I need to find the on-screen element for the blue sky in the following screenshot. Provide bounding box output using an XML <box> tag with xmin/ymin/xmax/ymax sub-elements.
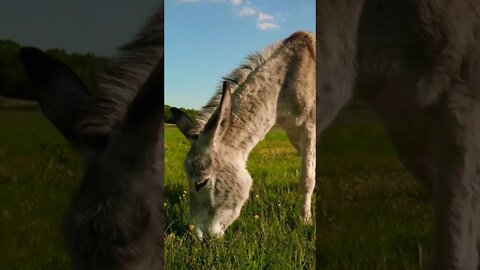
<box><xmin>0</xmin><ymin>1</ymin><xmax>315</xmax><ymax>109</ymax></box>
<box><xmin>165</xmin><ymin>0</ymin><xmax>315</xmax><ymax>109</ymax></box>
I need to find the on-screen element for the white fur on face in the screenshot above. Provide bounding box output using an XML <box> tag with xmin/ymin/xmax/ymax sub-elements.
<box><xmin>187</xmin><ymin>154</ymin><xmax>252</xmax><ymax>239</ymax></box>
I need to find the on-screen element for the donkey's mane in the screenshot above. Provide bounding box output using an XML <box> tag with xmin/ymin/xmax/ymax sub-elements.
<box><xmin>77</xmin><ymin>5</ymin><xmax>164</xmax><ymax>137</ymax></box>
<box><xmin>190</xmin><ymin>40</ymin><xmax>284</xmax><ymax>135</ymax></box>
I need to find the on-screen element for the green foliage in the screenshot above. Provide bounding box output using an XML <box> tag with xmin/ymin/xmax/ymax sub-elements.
<box><xmin>0</xmin><ymin>39</ymin><xmax>109</xmax><ymax>103</ymax></box>
<box><xmin>0</xmin><ymin>38</ymin><xmax>200</xmax><ymax>122</ymax></box>
<box><xmin>0</xmin><ymin>107</ymin><xmax>432</xmax><ymax>269</ymax></box>
<box><xmin>164</xmin><ymin>104</ymin><xmax>197</xmax><ymax>124</ymax></box>
<box><xmin>317</xmin><ymin>109</ymin><xmax>431</xmax><ymax>270</ymax></box>
<box><xmin>0</xmin><ymin>39</ymin><xmax>25</xmax><ymax>95</ymax></box>
<box><xmin>44</xmin><ymin>49</ymin><xmax>108</xmax><ymax>95</ymax></box>
<box><xmin>0</xmin><ymin>110</ymin><xmax>316</xmax><ymax>269</ymax></box>
<box><xmin>0</xmin><ymin>111</ymin><xmax>78</xmax><ymax>268</ymax></box>
<box><xmin>164</xmin><ymin>126</ymin><xmax>315</xmax><ymax>269</ymax></box>
<box><xmin>0</xmin><ymin>35</ymin><xmax>432</xmax><ymax>268</ymax></box>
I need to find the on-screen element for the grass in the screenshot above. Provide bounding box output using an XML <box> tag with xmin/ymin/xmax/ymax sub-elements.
<box><xmin>0</xmin><ymin>110</ymin><xmax>79</xmax><ymax>269</ymax></box>
<box><xmin>164</xmin><ymin>126</ymin><xmax>315</xmax><ymax>269</ymax></box>
<box><xmin>317</xmin><ymin>109</ymin><xmax>432</xmax><ymax>270</ymax></box>
<box><xmin>0</xmin><ymin>108</ymin><xmax>433</xmax><ymax>269</ymax></box>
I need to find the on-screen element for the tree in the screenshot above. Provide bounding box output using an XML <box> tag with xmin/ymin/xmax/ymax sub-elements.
<box><xmin>0</xmin><ymin>39</ymin><xmax>109</xmax><ymax>108</ymax></box>
<box><xmin>163</xmin><ymin>105</ymin><xmax>197</xmax><ymax>124</ymax></box>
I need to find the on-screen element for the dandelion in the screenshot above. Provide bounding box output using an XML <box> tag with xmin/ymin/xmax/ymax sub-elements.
<box><xmin>167</xmin><ymin>233</ymin><xmax>176</xmax><ymax>240</ymax></box>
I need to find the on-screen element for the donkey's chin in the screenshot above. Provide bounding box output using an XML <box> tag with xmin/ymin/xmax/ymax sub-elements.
<box><xmin>193</xmin><ymin>206</ymin><xmax>244</xmax><ymax>240</ymax></box>
<box><xmin>196</xmin><ymin>222</ymin><xmax>226</xmax><ymax>240</ymax></box>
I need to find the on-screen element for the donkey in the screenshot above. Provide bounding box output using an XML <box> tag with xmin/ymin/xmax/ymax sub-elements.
<box><xmin>318</xmin><ymin>1</ymin><xmax>480</xmax><ymax>269</ymax></box>
<box><xmin>171</xmin><ymin>31</ymin><xmax>316</xmax><ymax>239</ymax></box>
<box><xmin>14</xmin><ymin>6</ymin><xmax>164</xmax><ymax>270</ymax></box>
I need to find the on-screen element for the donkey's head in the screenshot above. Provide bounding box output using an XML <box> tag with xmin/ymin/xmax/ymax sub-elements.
<box><xmin>19</xmin><ymin>47</ymin><xmax>164</xmax><ymax>174</ymax></box>
<box><xmin>19</xmin><ymin>47</ymin><xmax>164</xmax><ymax>268</ymax></box>
<box><xmin>172</xmin><ymin>82</ymin><xmax>252</xmax><ymax>239</ymax></box>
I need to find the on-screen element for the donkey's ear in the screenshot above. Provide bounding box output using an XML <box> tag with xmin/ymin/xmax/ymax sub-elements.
<box><xmin>171</xmin><ymin>107</ymin><xmax>197</xmax><ymax>142</ymax></box>
<box><xmin>105</xmin><ymin>57</ymin><xmax>164</xmax><ymax>164</ymax></box>
<box><xmin>19</xmin><ymin>47</ymin><xmax>91</xmax><ymax>145</ymax></box>
<box><xmin>203</xmin><ymin>81</ymin><xmax>232</xmax><ymax>143</ymax></box>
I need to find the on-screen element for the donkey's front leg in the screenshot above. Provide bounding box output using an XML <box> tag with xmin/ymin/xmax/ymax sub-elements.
<box><xmin>431</xmin><ymin>114</ymin><xmax>480</xmax><ymax>270</ymax></box>
<box><xmin>431</xmin><ymin>172</ymin><xmax>479</xmax><ymax>270</ymax></box>
<box><xmin>300</xmin><ymin>122</ymin><xmax>316</xmax><ymax>224</ymax></box>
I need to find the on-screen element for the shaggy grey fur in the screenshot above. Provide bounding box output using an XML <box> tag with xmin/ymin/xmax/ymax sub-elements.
<box><xmin>17</xmin><ymin>4</ymin><xmax>164</xmax><ymax>270</ymax></box>
<box><xmin>78</xmin><ymin>7</ymin><xmax>164</xmax><ymax>138</ymax></box>
<box><xmin>173</xmin><ymin>31</ymin><xmax>315</xmax><ymax>239</ymax></box>
<box><xmin>317</xmin><ymin>1</ymin><xmax>480</xmax><ymax>269</ymax></box>
<box><xmin>190</xmin><ymin>41</ymin><xmax>283</xmax><ymax>136</ymax></box>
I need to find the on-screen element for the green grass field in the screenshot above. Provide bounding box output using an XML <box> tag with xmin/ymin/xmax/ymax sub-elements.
<box><xmin>317</xmin><ymin>110</ymin><xmax>432</xmax><ymax>270</ymax></box>
<box><xmin>0</xmin><ymin>109</ymin><xmax>432</xmax><ymax>269</ymax></box>
<box><xmin>164</xmin><ymin>125</ymin><xmax>315</xmax><ymax>269</ymax></box>
<box><xmin>0</xmin><ymin>110</ymin><xmax>79</xmax><ymax>269</ymax></box>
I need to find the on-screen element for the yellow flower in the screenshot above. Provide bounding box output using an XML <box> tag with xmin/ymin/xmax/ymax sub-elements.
<box><xmin>254</xmin><ymin>214</ymin><xmax>259</xmax><ymax>219</ymax></box>
<box><xmin>189</xmin><ymin>224</ymin><xmax>195</xmax><ymax>231</ymax></box>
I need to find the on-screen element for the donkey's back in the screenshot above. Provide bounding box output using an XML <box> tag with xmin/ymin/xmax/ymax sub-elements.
<box><xmin>276</xmin><ymin>31</ymin><xmax>316</xmax><ymax>135</ymax></box>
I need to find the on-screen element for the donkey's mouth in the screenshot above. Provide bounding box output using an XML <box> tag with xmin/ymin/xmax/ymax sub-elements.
<box><xmin>195</xmin><ymin>227</ymin><xmax>204</xmax><ymax>240</ymax></box>
<box><xmin>196</xmin><ymin>230</ymin><xmax>225</xmax><ymax>240</ymax></box>
<box><xmin>195</xmin><ymin>223</ymin><xmax>226</xmax><ymax>240</ymax></box>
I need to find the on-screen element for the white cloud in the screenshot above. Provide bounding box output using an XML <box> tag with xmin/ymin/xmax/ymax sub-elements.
<box><xmin>257</xmin><ymin>12</ymin><xmax>274</xmax><ymax>22</ymax></box>
<box><xmin>257</xmin><ymin>22</ymin><xmax>279</xmax><ymax>30</ymax></box>
<box><xmin>179</xmin><ymin>0</ymin><xmax>227</xmax><ymax>3</ymax></box>
<box><xmin>239</xmin><ymin>6</ymin><xmax>256</xmax><ymax>16</ymax></box>
<box><xmin>179</xmin><ymin>0</ymin><xmax>282</xmax><ymax>31</ymax></box>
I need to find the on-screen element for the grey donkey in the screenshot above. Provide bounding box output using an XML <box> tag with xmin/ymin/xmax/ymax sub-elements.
<box><xmin>172</xmin><ymin>31</ymin><xmax>315</xmax><ymax>239</ymax></box>
<box><xmin>19</xmin><ymin>49</ymin><xmax>163</xmax><ymax>270</ymax></box>
<box><xmin>318</xmin><ymin>1</ymin><xmax>480</xmax><ymax>269</ymax></box>
<box><xmin>13</xmin><ymin>6</ymin><xmax>164</xmax><ymax>270</ymax></box>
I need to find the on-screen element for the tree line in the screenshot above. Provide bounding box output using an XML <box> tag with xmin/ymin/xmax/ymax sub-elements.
<box><xmin>164</xmin><ymin>105</ymin><xmax>196</xmax><ymax>124</ymax></box>
<box><xmin>0</xmin><ymin>39</ymin><xmax>108</xmax><ymax>100</ymax></box>
<box><xmin>0</xmin><ymin>39</ymin><xmax>198</xmax><ymax>120</ymax></box>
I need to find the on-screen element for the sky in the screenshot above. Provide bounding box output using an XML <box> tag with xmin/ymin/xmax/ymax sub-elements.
<box><xmin>165</xmin><ymin>0</ymin><xmax>315</xmax><ymax>109</ymax></box>
<box><xmin>0</xmin><ymin>0</ymin><xmax>158</xmax><ymax>56</ymax></box>
<box><xmin>0</xmin><ymin>0</ymin><xmax>315</xmax><ymax>110</ymax></box>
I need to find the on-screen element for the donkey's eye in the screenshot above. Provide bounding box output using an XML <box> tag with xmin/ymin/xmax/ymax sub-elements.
<box><xmin>195</xmin><ymin>178</ymin><xmax>209</xmax><ymax>191</ymax></box>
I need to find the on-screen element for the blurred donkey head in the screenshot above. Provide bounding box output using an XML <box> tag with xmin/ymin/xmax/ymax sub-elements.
<box><xmin>16</xmin><ymin>6</ymin><xmax>164</xmax><ymax>270</ymax></box>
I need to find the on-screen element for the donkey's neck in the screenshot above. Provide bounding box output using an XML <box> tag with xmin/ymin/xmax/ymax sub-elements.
<box><xmin>221</xmin><ymin>57</ymin><xmax>291</xmax><ymax>160</ymax></box>
<box><xmin>202</xmin><ymin>32</ymin><xmax>314</xmax><ymax>161</ymax></box>
<box><xmin>223</xmin><ymin>106</ymin><xmax>277</xmax><ymax>161</ymax></box>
